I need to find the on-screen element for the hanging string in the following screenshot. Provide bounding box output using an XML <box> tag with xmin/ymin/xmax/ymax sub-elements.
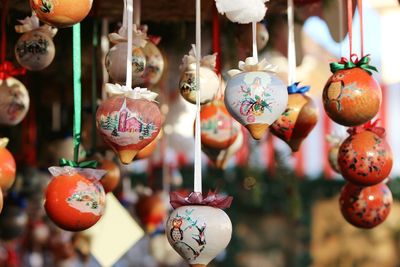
<box><xmin>338</xmin><ymin>0</ymin><xmax>344</xmax><ymax>57</ymax></box>
<box><xmin>101</xmin><ymin>19</ymin><xmax>109</xmax><ymax>100</ymax></box>
<box><xmin>357</xmin><ymin>0</ymin><xmax>364</xmax><ymax>57</ymax></box>
<box><xmin>347</xmin><ymin>0</ymin><xmax>353</xmax><ymax>57</ymax></box>
<box><xmin>126</xmin><ymin>0</ymin><xmax>133</xmax><ymax>89</ymax></box>
<box><xmin>72</xmin><ymin>23</ymin><xmax>82</xmax><ymax>163</ymax></box>
<box><xmin>194</xmin><ymin>0</ymin><xmax>202</xmax><ymax>193</ymax></box>
<box><xmin>133</xmin><ymin>0</ymin><xmax>141</xmax><ymax>26</ymax></box>
<box><xmin>91</xmin><ymin>19</ymin><xmax>99</xmax><ymax>155</ymax></box>
<box><xmin>1</xmin><ymin>0</ymin><xmax>9</xmax><ymax>63</ymax></box>
<box><xmin>252</xmin><ymin>21</ymin><xmax>258</xmax><ymax>62</ymax></box>
<box><xmin>212</xmin><ymin>4</ymin><xmax>221</xmax><ymax>74</ymax></box>
<box><xmin>287</xmin><ymin>0</ymin><xmax>296</xmax><ymax>85</ymax></box>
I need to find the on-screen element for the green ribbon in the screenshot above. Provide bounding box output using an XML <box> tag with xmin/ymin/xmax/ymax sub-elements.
<box><xmin>59</xmin><ymin>158</ymin><xmax>98</xmax><ymax>169</ymax></box>
<box><xmin>72</xmin><ymin>23</ymin><xmax>82</xmax><ymax>164</ymax></box>
<box><xmin>329</xmin><ymin>55</ymin><xmax>378</xmax><ymax>75</ymax></box>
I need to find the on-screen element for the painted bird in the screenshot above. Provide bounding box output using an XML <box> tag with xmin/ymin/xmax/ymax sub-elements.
<box><xmin>170</xmin><ymin>218</ymin><xmax>184</xmax><ymax>242</ymax></box>
<box><xmin>325</xmin><ymin>73</ymin><xmax>345</xmax><ymax>111</ymax></box>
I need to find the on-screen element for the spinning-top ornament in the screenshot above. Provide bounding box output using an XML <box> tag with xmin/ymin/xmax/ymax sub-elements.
<box><xmin>224</xmin><ymin>58</ymin><xmax>288</xmax><ymax>140</ymax></box>
<box><xmin>339</xmin><ymin>182</ymin><xmax>392</xmax><ymax>229</ymax></box>
<box><xmin>326</xmin><ymin>134</ymin><xmax>343</xmax><ymax>174</ymax></box>
<box><xmin>179</xmin><ymin>47</ymin><xmax>220</xmax><ymax>105</ymax></box>
<box><xmin>338</xmin><ymin>121</ymin><xmax>392</xmax><ymax>186</ymax></box>
<box><xmin>106</xmin><ymin>25</ymin><xmax>147</xmax><ymax>84</ymax></box>
<box><xmin>167</xmin><ymin>191</ymin><xmax>233</xmax><ymax>267</ymax></box>
<box><xmin>96</xmin><ymin>84</ymin><xmax>162</xmax><ymax>164</ymax></box>
<box><xmin>136</xmin><ymin>130</ymin><xmax>163</xmax><ymax>160</ymax></box>
<box><xmin>45</xmin><ymin>165</ymin><xmax>106</xmax><ymax>231</ymax></box>
<box><xmin>98</xmin><ymin>158</ymin><xmax>121</xmax><ymax>193</ymax></box>
<box><xmin>30</xmin><ymin>0</ymin><xmax>93</xmax><ymax>28</ymax></box>
<box><xmin>271</xmin><ymin>83</ymin><xmax>318</xmax><ymax>152</ymax></box>
<box><xmin>0</xmin><ymin>138</ymin><xmax>17</xmax><ymax>192</ymax></box>
<box><xmin>322</xmin><ymin>56</ymin><xmax>381</xmax><ymax>127</ymax></box>
<box><xmin>0</xmin><ymin>62</ymin><xmax>29</xmax><ymax>126</ymax></box>
<box><xmin>14</xmin><ymin>13</ymin><xmax>57</xmax><ymax>71</ymax></box>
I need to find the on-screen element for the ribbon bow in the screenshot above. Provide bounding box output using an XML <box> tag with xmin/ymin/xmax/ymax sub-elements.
<box><xmin>228</xmin><ymin>57</ymin><xmax>277</xmax><ymax>77</ymax></box>
<box><xmin>59</xmin><ymin>158</ymin><xmax>98</xmax><ymax>169</ymax></box>
<box><xmin>169</xmin><ymin>191</ymin><xmax>233</xmax><ymax>210</ymax></box>
<box><xmin>347</xmin><ymin>119</ymin><xmax>385</xmax><ymax>138</ymax></box>
<box><xmin>330</xmin><ymin>54</ymin><xmax>378</xmax><ymax>75</ymax></box>
<box><xmin>139</xmin><ymin>25</ymin><xmax>162</xmax><ymax>45</ymax></box>
<box><xmin>108</xmin><ymin>24</ymin><xmax>147</xmax><ymax>47</ymax></box>
<box><xmin>0</xmin><ymin>61</ymin><xmax>26</xmax><ymax>80</ymax></box>
<box><xmin>105</xmin><ymin>83</ymin><xmax>158</xmax><ymax>101</ymax></box>
<box><xmin>15</xmin><ymin>13</ymin><xmax>57</xmax><ymax>37</ymax></box>
<box><xmin>287</xmin><ymin>82</ymin><xmax>310</xmax><ymax>94</ymax></box>
<box><xmin>180</xmin><ymin>45</ymin><xmax>217</xmax><ymax>71</ymax></box>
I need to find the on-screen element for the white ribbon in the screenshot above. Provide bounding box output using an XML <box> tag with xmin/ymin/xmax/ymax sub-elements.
<box><xmin>108</xmin><ymin>24</ymin><xmax>147</xmax><ymax>47</ymax></box>
<box><xmin>105</xmin><ymin>83</ymin><xmax>158</xmax><ymax>101</ymax></box>
<box><xmin>227</xmin><ymin>57</ymin><xmax>278</xmax><ymax>77</ymax></box>
<box><xmin>0</xmin><ymin>138</ymin><xmax>9</xmax><ymax>149</ymax></box>
<box><xmin>180</xmin><ymin>44</ymin><xmax>217</xmax><ymax>71</ymax></box>
<box><xmin>287</xmin><ymin>0</ymin><xmax>296</xmax><ymax>85</ymax></box>
<box><xmin>15</xmin><ymin>13</ymin><xmax>57</xmax><ymax>37</ymax></box>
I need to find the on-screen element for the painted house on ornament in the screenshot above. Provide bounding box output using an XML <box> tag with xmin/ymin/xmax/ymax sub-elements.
<box><xmin>118</xmin><ymin>99</ymin><xmax>142</xmax><ymax>133</ymax></box>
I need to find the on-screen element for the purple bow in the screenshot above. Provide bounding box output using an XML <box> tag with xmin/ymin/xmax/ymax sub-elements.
<box><xmin>170</xmin><ymin>191</ymin><xmax>233</xmax><ymax>210</ymax></box>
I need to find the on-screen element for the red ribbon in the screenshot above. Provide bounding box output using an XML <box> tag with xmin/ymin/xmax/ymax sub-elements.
<box><xmin>148</xmin><ymin>35</ymin><xmax>161</xmax><ymax>45</ymax></box>
<box><xmin>347</xmin><ymin>120</ymin><xmax>386</xmax><ymax>138</ymax></box>
<box><xmin>347</xmin><ymin>0</ymin><xmax>364</xmax><ymax>58</ymax></box>
<box><xmin>170</xmin><ymin>191</ymin><xmax>233</xmax><ymax>210</ymax></box>
<box><xmin>0</xmin><ymin>61</ymin><xmax>26</xmax><ymax>80</ymax></box>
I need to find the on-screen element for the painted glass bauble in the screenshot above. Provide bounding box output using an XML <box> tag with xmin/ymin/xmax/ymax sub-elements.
<box><xmin>44</xmin><ymin>167</ymin><xmax>106</xmax><ymax>231</ymax></box>
<box><xmin>339</xmin><ymin>182</ymin><xmax>392</xmax><ymax>229</ymax></box>
<box><xmin>30</xmin><ymin>0</ymin><xmax>93</xmax><ymax>28</ymax></box>
<box><xmin>322</xmin><ymin>67</ymin><xmax>381</xmax><ymax>126</ymax></box>
<box><xmin>338</xmin><ymin>126</ymin><xmax>392</xmax><ymax>186</ymax></box>
<box><xmin>0</xmin><ymin>77</ymin><xmax>30</xmax><ymax>126</ymax></box>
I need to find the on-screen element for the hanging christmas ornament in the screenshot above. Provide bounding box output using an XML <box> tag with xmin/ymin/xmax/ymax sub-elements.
<box><xmin>14</xmin><ymin>13</ymin><xmax>57</xmax><ymax>71</ymax></box>
<box><xmin>256</xmin><ymin>22</ymin><xmax>269</xmax><ymax>51</ymax></box>
<box><xmin>202</xmin><ymin>127</ymin><xmax>243</xmax><ymax>169</ymax></box>
<box><xmin>0</xmin><ymin>138</ymin><xmax>16</xmax><ymax>192</ymax></box>
<box><xmin>29</xmin><ymin>0</ymin><xmax>93</xmax><ymax>28</ymax></box>
<box><xmin>96</xmin><ymin>84</ymin><xmax>162</xmax><ymax>164</ymax></box>
<box><xmin>179</xmin><ymin>47</ymin><xmax>220</xmax><ymax>105</ymax></box>
<box><xmin>0</xmin><ymin>63</ymin><xmax>29</xmax><ymax>126</ymax></box>
<box><xmin>200</xmin><ymin>100</ymin><xmax>241</xmax><ymax>150</ymax></box>
<box><xmin>45</xmin><ymin>166</ymin><xmax>106</xmax><ymax>231</ymax></box>
<box><xmin>136</xmin><ymin>130</ymin><xmax>162</xmax><ymax>160</ymax></box>
<box><xmin>225</xmin><ymin>58</ymin><xmax>287</xmax><ymax>140</ymax></box>
<box><xmin>167</xmin><ymin>191</ymin><xmax>233</xmax><ymax>267</ymax></box>
<box><xmin>338</xmin><ymin>122</ymin><xmax>392</xmax><ymax>186</ymax></box>
<box><xmin>339</xmin><ymin>182</ymin><xmax>392</xmax><ymax>229</ymax></box>
<box><xmin>270</xmin><ymin>83</ymin><xmax>318</xmax><ymax>152</ymax></box>
<box><xmin>98</xmin><ymin>158</ymin><xmax>121</xmax><ymax>193</ymax></box>
<box><xmin>105</xmin><ymin>25</ymin><xmax>147</xmax><ymax>84</ymax></box>
<box><xmin>135</xmin><ymin>192</ymin><xmax>167</xmax><ymax>233</ymax></box>
<box><xmin>326</xmin><ymin>134</ymin><xmax>342</xmax><ymax>174</ymax></box>
<box><xmin>215</xmin><ymin>0</ymin><xmax>267</xmax><ymax>24</ymax></box>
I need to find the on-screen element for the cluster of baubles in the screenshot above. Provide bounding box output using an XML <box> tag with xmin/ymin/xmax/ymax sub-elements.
<box><xmin>322</xmin><ymin>55</ymin><xmax>393</xmax><ymax>229</ymax></box>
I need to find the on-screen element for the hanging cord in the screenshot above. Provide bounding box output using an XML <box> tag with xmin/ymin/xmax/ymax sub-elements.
<box><xmin>91</xmin><ymin>19</ymin><xmax>99</xmax><ymax>155</ymax></box>
<box><xmin>212</xmin><ymin>4</ymin><xmax>221</xmax><ymax>74</ymax></box>
<box><xmin>287</xmin><ymin>0</ymin><xmax>296</xmax><ymax>85</ymax></box>
<box><xmin>357</xmin><ymin>0</ymin><xmax>364</xmax><ymax>57</ymax></box>
<box><xmin>338</xmin><ymin>0</ymin><xmax>344</xmax><ymax>57</ymax></box>
<box><xmin>252</xmin><ymin>21</ymin><xmax>258</xmax><ymax>62</ymax></box>
<box><xmin>72</xmin><ymin>24</ymin><xmax>82</xmax><ymax>163</ymax></box>
<box><xmin>1</xmin><ymin>0</ymin><xmax>9</xmax><ymax>63</ymax></box>
<box><xmin>194</xmin><ymin>0</ymin><xmax>202</xmax><ymax>193</ymax></box>
<box><xmin>346</xmin><ymin>0</ymin><xmax>364</xmax><ymax>58</ymax></box>
<box><xmin>133</xmin><ymin>0</ymin><xmax>141</xmax><ymax>26</ymax></box>
<box><xmin>126</xmin><ymin>0</ymin><xmax>133</xmax><ymax>89</ymax></box>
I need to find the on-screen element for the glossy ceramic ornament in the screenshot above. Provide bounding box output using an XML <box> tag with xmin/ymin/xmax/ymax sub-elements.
<box><xmin>45</xmin><ymin>166</ymin><xmax>106</xmax><ymax>231</ymax></box>
<box><xmin>271</xmin><ymin>84</ymin><xmax>318</xmax><ymax>152</ymax></box>
<box><xmin>0</xmin><ymin>138</ymin><xmax>17</xmax><ymax>192</ymax></box>
<box><xmin>29</xmin><ymin>0</ymin><xmax>93</xmax><ymax>28</ymax></box>
<box><xmin>0</xmin><ymin>77</ymin><xmax>30</xmax><ymax>126</ymax></box>
<box><xmin>167</xmin><ymin>192</ymin><xmax>233</xmax><ymax>267</ymax></box>
<box><xmin>326</xmin><ymin>135</ymin><xmax>342</xmax><ymax>174</ymax></box>
<box><xmin>179</xmin><ymin>48</ymin><xmax>220</xmax><ymax>105</ymax></box>
<box><xmin>322</xmin><ymin>56</ymin><xmax>381</xmax><ymax>126</ymax></box>
<box><xmin>106</xmin><ymin>25</ymin><xmax>148</xmax><ymax>84</ymax></box>
<box><xmin>338</xmin><ymin>124</ymin><xmax>392</xmax><ymax>186</ymax></box>
<box><xmin>97</xmin><ymin>84</ymin><xmax>161</xmax><ymax>164</ymax></box>
<box><xmin>339</xmin><ymin>182</ymin><xmax>392</xmax><ymax>229</ymax></box>
<box><xmin>98</xmin><ymin>159</ymin><xmax>120</xmax><ymax>193</ymax></box>
<box><xmin>256</xmin><ymin>23</ymin><xmax>269</xmax><ymax>51</ymax></box>
<box><xmin>14</xmin><ymin>14</ymin><xmax>57</xmax><ymax>71</ymax></box>
<box><xmin>225</xmin><ymin>58</ymin><xmax>288</xmax><ymax>140</ymax></box>
<box><xmin>200</xmin><ymin>100</ymin><xmax>241</xmax><ymax>150</ymax></box>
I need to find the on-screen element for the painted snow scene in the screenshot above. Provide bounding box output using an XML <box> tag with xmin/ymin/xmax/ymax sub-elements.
<box><xmin>67</xmin><ymin>181</ymin><xmax>105</xmax><ymax>216</ymax></box>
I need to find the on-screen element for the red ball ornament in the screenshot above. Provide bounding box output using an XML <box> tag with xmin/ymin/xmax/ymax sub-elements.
<box><xmin>0</xmin><ymin>138</ymin><xmax>16</xmax><ymax>192</ymax></box>
<box><xmin>338</xmin><ymin>123</ymin><xmax>392</xmax><ymax>186</ymax></box>
<box><xmin>339</xmin><ymin>182</ymin><xmax>392</xmax><ymax>229</ymax></box>
<box><xmin>44</xmin><ymin>167</ymin><xmax>106</xmax><ymax>231</ymax></box>
<box><xmin>30</xmin><ymin>0</ymin><xmax>93</xmax><ymax>28</ymax></box>
<box><xmin>322</xmin><ymin>57</ymin><xmax>381</xmax><ymax>126</ymax></box>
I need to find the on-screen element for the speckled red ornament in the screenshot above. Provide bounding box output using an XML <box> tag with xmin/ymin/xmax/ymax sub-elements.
<box><xmin>339</xmin><ymin>182</ymin><xmax>392</xmax><ymax>229</ymax></box>
<box><xmin>338</xmin><ymin>125</ymin><xmax>392</xmax><ymax>186</ymax></box>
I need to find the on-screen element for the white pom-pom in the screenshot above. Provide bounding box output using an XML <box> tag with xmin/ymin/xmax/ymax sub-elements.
<box><xmin>215</xmin><ymin>0</ymin><xmax>268</xmax><ymax>24</ymax></box>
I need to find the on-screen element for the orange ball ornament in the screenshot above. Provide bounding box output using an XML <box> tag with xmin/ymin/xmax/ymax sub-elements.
<box><xmin>0</xmin><ymin>138</ymin><xmax>16</xmax><ymax>192</ymax></box>
<box><xmin>322</xmin><ymin>56</ymin><xmax>381</xmax><ymax>126</ymax></box>
<box><xmin>0</xmin><ymin>189</ymin><xmax>3</xmax><ymax>214</ymax></box>
<box><xmin>44</xmin><ymin>167</ymin><xmax>106</xmax><ymax>231</ymax></box>
<box><xmin>30</xmin><ymin>0</ymin><xmax>93</xmax><ymax>28</ymax></box>
<box><xmin>98</xmin><ymin>159</ymin><xmax>121</xmax><ymax>193</ymax></box>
